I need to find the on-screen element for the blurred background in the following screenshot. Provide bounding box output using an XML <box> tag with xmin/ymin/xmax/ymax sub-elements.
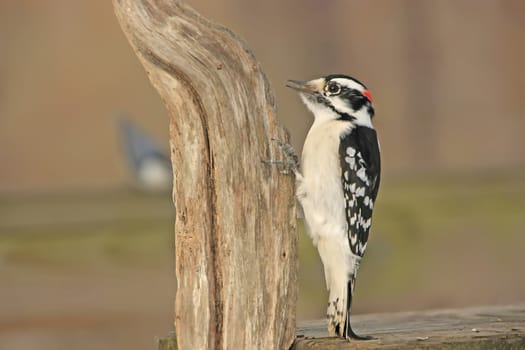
<box><xmin>1</xmin><ymin>0</ymin><xmax>524</xmax><ymax>349</ymax></box>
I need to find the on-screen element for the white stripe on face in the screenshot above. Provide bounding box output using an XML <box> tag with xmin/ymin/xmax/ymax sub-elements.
<box><xmin>331</xmin><ymin>78</ymin><xmax>365</xmax><ymax>93</ymax></box>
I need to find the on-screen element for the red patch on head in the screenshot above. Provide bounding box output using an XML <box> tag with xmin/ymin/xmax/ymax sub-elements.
<box><xmin>363</xmin><ymin>90</ymin><xmax>373</xmax><ymax>103</ymax></box>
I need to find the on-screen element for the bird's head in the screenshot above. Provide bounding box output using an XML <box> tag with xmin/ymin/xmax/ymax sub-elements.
<box><xmin>286</xmin><ymin>74</ymin><xmax>374</xmax><ymax>127</ymax></box>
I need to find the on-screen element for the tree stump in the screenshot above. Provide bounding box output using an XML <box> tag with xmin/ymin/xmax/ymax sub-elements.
<box><xmin>113</xmin><ymin>1</ymin><xmax>297</xmax><ymax>349</ymax></box>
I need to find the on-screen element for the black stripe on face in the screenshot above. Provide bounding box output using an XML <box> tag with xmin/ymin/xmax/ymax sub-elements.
<box><xmin>303</xmin><ymin>80</ymin><xmax>374</xmax><ymax>120</ymax></box>
<box><xmin>340</xmin><ymin>88</ymin><xmax>368</xmax><ymax>111</ymax></box>
<box><xmin>330</xmin><ymin>86</ymin><xmax>374</xmax><ymax>117</ymax></box>
<box><xmin>306</xmin><ymin>92</ymin><xmax>357</xmax><ymax>122</ymax></box>
<box><xmin>323</xmin><ymin>75</ymin><xmax>374</xmax><ymax>116</ymax></box>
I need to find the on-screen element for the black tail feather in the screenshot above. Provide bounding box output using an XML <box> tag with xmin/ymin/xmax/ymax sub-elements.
<box><xmin>342</xmin><ymin>277</ymin><xmax>374</xmax><ymax>341</ymax></box>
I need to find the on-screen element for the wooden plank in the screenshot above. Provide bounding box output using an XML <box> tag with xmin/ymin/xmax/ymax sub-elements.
<box><xmin>157</xmin><ymin>305</ymin><xmax>525</xmax><ymax>349</ymax></box>
<box><xmin>293</xmin><ymin>304</ymin><xmax>525</xmax><ymax>349</ymax></box>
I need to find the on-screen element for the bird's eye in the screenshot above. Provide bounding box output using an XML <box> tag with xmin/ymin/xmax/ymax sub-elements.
<box><xmin>326</xmin><ymin>82</ymin><xmax>341</xmax><ymax>95</ymax></box>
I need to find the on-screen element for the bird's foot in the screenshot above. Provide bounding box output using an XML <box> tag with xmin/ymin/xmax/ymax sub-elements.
<box><xmin>262</xmin><ymin>139</ymin><xmax>300</xmax><ymax>176</ymax></box>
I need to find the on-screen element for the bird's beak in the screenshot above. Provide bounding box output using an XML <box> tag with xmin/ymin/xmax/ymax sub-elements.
<box><xmin>286</xmin><ymin>79</ymin><xmax>320</xmax><ymax>94</ymax></box>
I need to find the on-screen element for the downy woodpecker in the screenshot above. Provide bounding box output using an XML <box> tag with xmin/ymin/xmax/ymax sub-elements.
<box><xmin>282</xmin><ymin>74</ymin><xmax>380</xmax><ymax>340</ymax></box>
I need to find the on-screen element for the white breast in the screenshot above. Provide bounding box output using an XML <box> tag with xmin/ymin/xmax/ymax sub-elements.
<box><xmin>298</xmin><ymin>120</ymin><xmax>354</xmax><ymax>245</ymax></box>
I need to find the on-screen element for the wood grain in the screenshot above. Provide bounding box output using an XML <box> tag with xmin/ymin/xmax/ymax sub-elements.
<box><xmin>113</xmin><ymin>1</ymin><xmax>297</xmax><ymax>349</ymax></box>
<box><xmin>293</xmin><ymin>304</ymin><xmax>525</xmax><ymax>349</ymax></box>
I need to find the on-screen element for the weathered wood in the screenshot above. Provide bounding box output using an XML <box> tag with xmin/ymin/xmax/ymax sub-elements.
<box><xmin>113</xmin><ymin>1</ymin><xmax>297</xmax><ymax>350</ymax></box>
<box><xmin>293</xmin><ymin>304</ymin><xmax>525</xmax><ymax>349</ymax></box>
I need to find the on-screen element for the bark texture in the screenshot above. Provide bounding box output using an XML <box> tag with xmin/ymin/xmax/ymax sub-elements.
<box><xmin>113</xmin><ymin>1</ymin><xmax>297</xmax><ymax>349</ymax></box>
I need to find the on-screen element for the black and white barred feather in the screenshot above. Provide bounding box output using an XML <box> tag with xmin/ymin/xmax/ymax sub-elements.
<box><xmin>339</xmin><ymin>126</ymin><xmax>380</xmax><ymax>257</ymax></box>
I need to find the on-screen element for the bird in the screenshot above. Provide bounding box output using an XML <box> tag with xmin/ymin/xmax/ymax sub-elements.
<box><xmin>279</xmin><ymin>74</ymin><xmax>380</xmax><ymax>340</ymax></box>
<box><xmin>117</xmin><ymin>116</ymin><xmax>172</xmax><ymax>192</ymax></box>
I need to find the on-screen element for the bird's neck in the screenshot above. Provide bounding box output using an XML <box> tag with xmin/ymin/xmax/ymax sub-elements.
<box><xmin>309</xmin><ymin>108</ymin><xmax>374</xmax><ymax>130</ymax></box>
<box><xmin>347</xmin><ymin>108</ymin><xmax>374</xmax><ymax>129</ymax></box>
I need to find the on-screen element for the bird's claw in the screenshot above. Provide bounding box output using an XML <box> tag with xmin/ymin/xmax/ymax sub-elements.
<box><xmin>262</xmin><ymin>139</ymin><xmax>300</xmax><ymax>176</ymax></box>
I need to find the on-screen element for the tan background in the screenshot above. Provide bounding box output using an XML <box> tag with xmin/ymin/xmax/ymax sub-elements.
<box><xmin>1</xmin><ymin>1</ymin><xmax>524</xmax><ymax>193</ymax></box>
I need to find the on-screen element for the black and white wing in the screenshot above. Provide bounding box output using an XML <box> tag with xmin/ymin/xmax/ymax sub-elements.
<box><xmin>339</xmin><ymin>126</ymin><xmax>381</xmax><ymax>257</ymax></box>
